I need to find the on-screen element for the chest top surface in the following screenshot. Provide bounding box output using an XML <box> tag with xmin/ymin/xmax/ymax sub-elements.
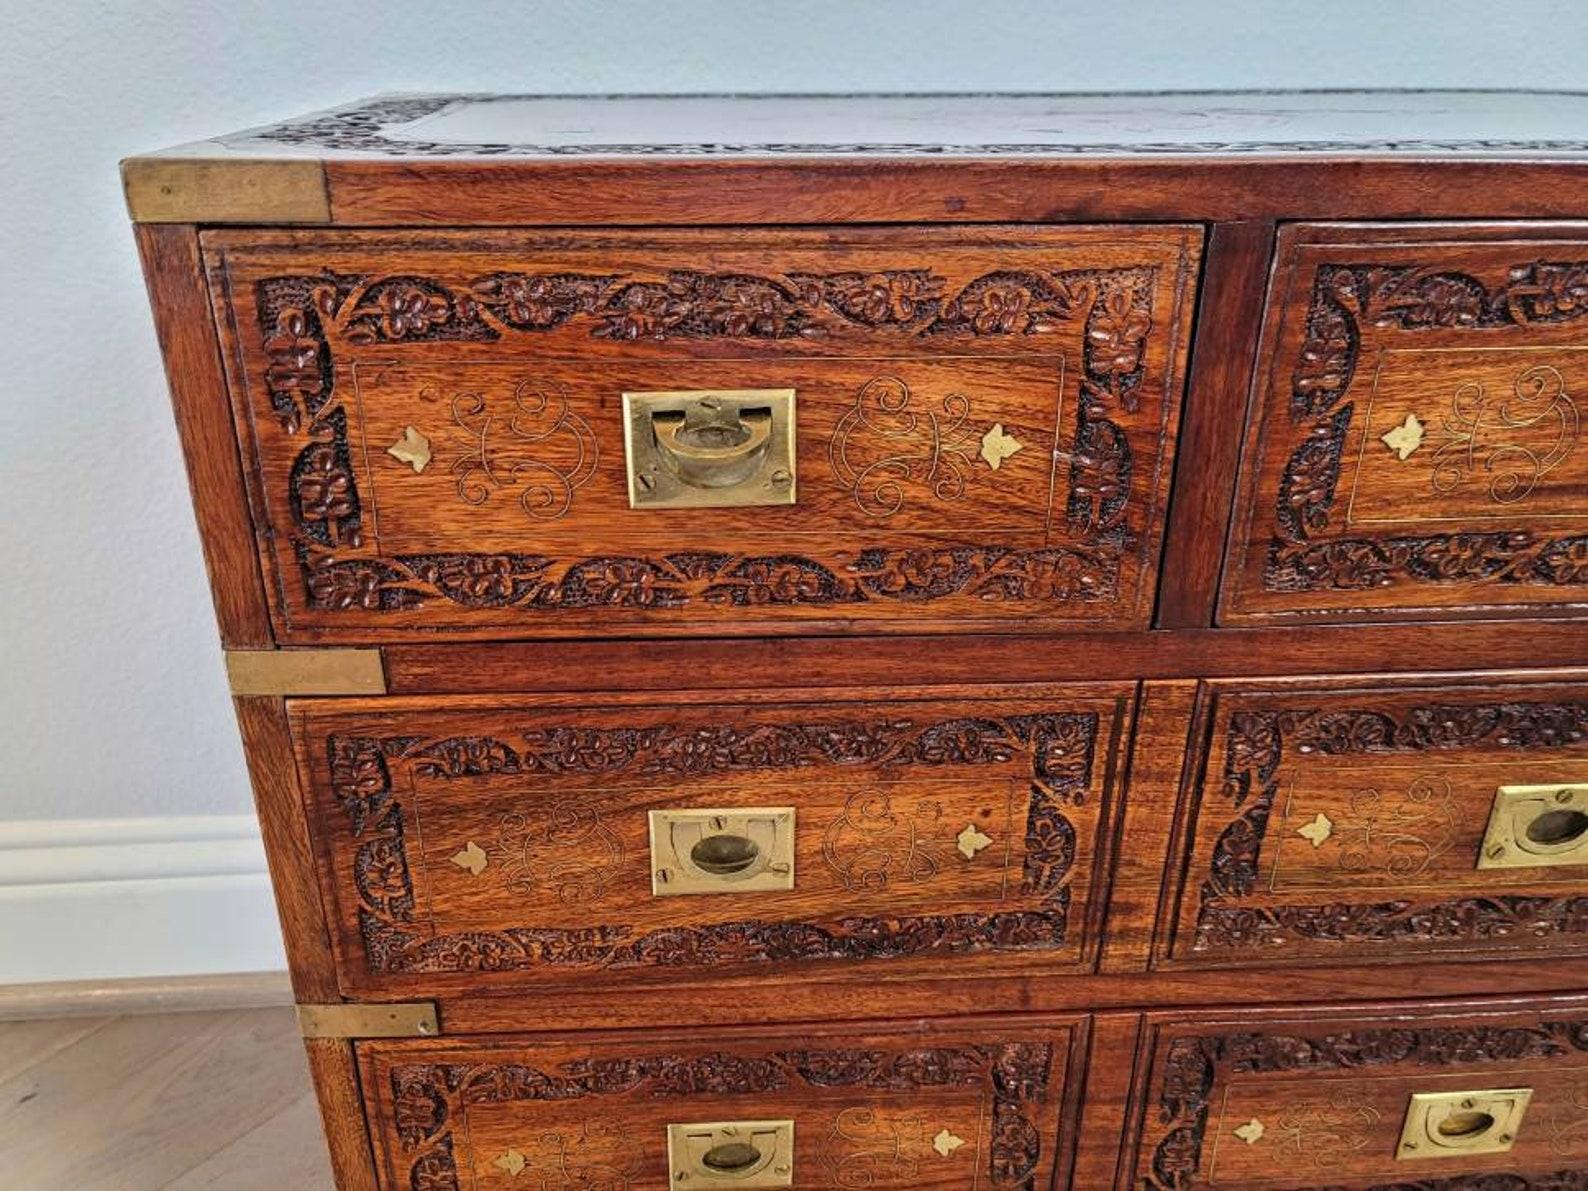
<box><xmin>138</xmin><ymin>90</ymin><xmax>1588</xmax><ymax>161</ymax></box>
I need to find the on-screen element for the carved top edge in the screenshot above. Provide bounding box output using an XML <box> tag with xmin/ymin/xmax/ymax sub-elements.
<box><xmin>128</xmin><ymin>91</ymin><xmax>1588</xmax><ymax>166</ymax></box>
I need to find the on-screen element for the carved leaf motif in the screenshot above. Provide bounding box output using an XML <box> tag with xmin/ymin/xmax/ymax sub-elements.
<box><xmin>387</xmin><ymin>425</ymin><xmax>432</xmax><ymax>472</ymax></box>
<box><xmin>1296</xmin><ymin>812</ymin><xmax>1334</xmax><ymax>848</ymax></box>
<box><xmin>979</xmin><ymin>422</ymin><xmax>1024</xmax><ymax>470</ymax></box>
<box><xmin>1233</xmin><ymin>1118</ymin><xmax>1265</xmax><ymax>1145</ymax></box>
<box><xmin>1381</xmin><ymin>412</ymin><xmax>1424</xmax><ymax>460</ymax></box>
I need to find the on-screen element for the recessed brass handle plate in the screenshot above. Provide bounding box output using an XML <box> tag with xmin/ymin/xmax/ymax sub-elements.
<box><xmin>1478</xmin><ymin>783</ymin><xmax>1588</xmax><ymax>869</ymax></box>
<box><xmin>623</xmin><ymin>389</ymin><xmax>796</xmax><ymax>509</ymax></box>
<box><xmin>1397</xmin><ymin>1088</ymin><xmax>1531</xmax><ymax>1160</ymax></box>
<box><xmin>649</xmin><ymin>808</ymin><xmax>795</xmax><ymax>896</ymax></box>
<box><xmin>667</xmin><ymin>1120</ymin><xmax>794</xmax><ymax>1188</ymax></box>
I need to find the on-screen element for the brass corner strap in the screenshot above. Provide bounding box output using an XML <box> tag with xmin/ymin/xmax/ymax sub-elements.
<box><xmin>297</xmin><ymin>1001</ymin><xmax>439</xmax><ymax>1040</ymax></box>
<box><xmin>226</xmin><ymin>648</ymin><xmax>386</xmax><ymax>696</ymax></box>
<box><xmin>122</xmin><ymin>157</ymin><xmax>331</xmax><ymax>224</ymax></box>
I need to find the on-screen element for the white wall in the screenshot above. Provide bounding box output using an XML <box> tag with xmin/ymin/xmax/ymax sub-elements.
<box><xmin>1</xmin><ymin>0</ymin><xmax>1585</xmax><ymax>978</ymax></box>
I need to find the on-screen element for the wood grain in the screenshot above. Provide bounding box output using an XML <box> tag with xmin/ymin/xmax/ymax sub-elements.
<box><xmin>379</xmin><ymin>623</ymin><xmax>1588</xmax><ymax>694</ymax></box>
<box><xmin>122</xmin><ymin>94</ymin><xmax>1588</xmax><ymax>1191</ymax></box>
<box><xmin>304</xmin><ymin>1038</ymin><xmax>378</xmax><ymax>1191</ymax></box>
<box><xmin>1069</xmin><ymin>1012</ymin><xmax>1145</xmax><ymax>1190</ymax></box>
<box><xmin>1155</xmin><ymin>220</ymin><xmax>1274</xmax><ymax>628</ymax></box>
<box><xmin>317</xmin><ymin>158</ymin><xmax>1588</xmax><ymax>227</ymax></box>
<box><xmin>1099</xmin><ymin>680</ymin><xmax>1199</xmax><ymax>974</ymax></box>
<box><xmin>235</xmin><ymin>696</ymin><xmax>340</xmax><ymax>1002</ymax></box>
<box><xmin>135</xmin><ymin>224</ymin><xmax>273</xmax><ymax>646</ymax></box>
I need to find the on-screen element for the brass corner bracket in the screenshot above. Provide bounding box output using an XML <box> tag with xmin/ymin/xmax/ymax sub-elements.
<box><xmin>225</xmin><ymin>648</ymin><xmax>386</xmax><ymax>696</ymax></box>
<box><xmin>297</xmin><ymin>1001</ymin><xmax>439</xmax><ymax>1039</ymax></box>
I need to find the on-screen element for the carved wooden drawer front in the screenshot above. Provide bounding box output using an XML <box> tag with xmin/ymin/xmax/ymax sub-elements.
<box><xmin>1159</xmin><ymin>676</ymin><xmax>1588</xmax><ymax>971</ymax></box>
<box><xmin>1127</xmin><ymin>996</ymin><xmax>1588</xmax><ymax>1189</ymax></box>
<box><xmin>293</xmin><ymin>686</ymin><xmax>1131</xmax><ymax>997</ymax></box>
<box><xmin>204</xmin><ymin>226</ymin><xmax>1199</xmax><ymax>640</ymax></box>
<box><xmin>1222</xmin><ymin>222</ymin><xmax>1588</xmax><ymax>624</ymax></box>
<box><xmin>359</xmin><ymin>1018</ymin><xmax>1080</xmax><ymax>1191</ymax></box>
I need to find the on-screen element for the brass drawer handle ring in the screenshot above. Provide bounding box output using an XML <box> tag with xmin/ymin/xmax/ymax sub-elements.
<box><xmin>667</xmin><ymin>1120</ymin><xmax>794</xmax><ymax>1189</ymax></box>
<box><xmin>1397</xmin><ymin>1088</ymin><xmax>1532</xmax><ymax>1160</ymax></box>
<box><xmin>649</xmin><ymin>808</ymin><xmax>795</xmax><ymax>896</ymax></box>
<box><xmin>623</xmin><ymin>388</ymin><xmax>796</xmax><ymax>509</ymax></box>
<box><xmin>1478</xmin><ymin>784</ymin><xmax>1588</xmax><ymax>870</ymax></box>
<box><xmin>652</xmin><ymin>402</ymin><xmax>773</xmax><ymax>489</ymax></box>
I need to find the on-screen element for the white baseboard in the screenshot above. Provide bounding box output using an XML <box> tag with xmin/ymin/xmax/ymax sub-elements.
<box><xmin>0</xmin><ymin>815</ymin><xmax>287</xmax><ymax>985</ymax></box>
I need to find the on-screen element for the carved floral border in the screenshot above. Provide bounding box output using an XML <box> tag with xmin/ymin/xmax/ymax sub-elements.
<box><xmin>255</xmin><ymin>259</ymin><xmax>1160</xmax><ymax>620</ymax></box>
<box><xmin>1146</xmin><ymin>1016</ymin><xmax>1588</xmax><ymax>1190</ymax></box>
<box><xmin>385</xmin><ymin>1037</ymin><xmax>1057</xmax><ymax>1191</ymax></box>
<box><xmin>1263</xmin><ymin>258</ymin><xmax>1588</xmax><ymax>596</ymax></box>
<box><xmin>330</xmin><ymin>711</ymin><xmax>1097</xmax><ymax>978</ymax></box>
<box><xmin>1189</xmin><ymin>698</ymin><xmax>1588</xmax><ymax>956</ymax></box>
<box><xmin>243</xmin><ymin>94</ymin><xmax>1588</xmax><ymax>158</ymax></box>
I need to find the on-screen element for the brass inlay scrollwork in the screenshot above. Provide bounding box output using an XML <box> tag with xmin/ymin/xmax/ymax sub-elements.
<box><xmin>448</xmin><ymin>379</ymin><xmax>598</xmax><ymax>521</ymax></box>
<box><xmin>1272</xmin><ymin>1093</ymin><xmax>1381</xmax><ymax>1168</ymax></box>
<box><xmin>1427</xmin><ymin>363</ymin><xmax>1580</xmax><ymax>504</ymax></box>
<box><xmin>497</xmin><ymin>800</ymin><xmax>625</xmax><ymax>905</ymax></box>
<box><xmin>1332</xmin><ymin>776</ymin><xmax>1457</xmax><ymax>879</ymax></box>
<box><xmin>820</xmin><ymin>1108</ymin><xmax>927</xmax><ymax>1187</ymax></box>
<box><xmin>820</xmin><ymin>790</ymin><xmax>947</xmax><ymax>891</ymax></box>
<box><xmin>1283</xmin><ymin>775</ymin><xmax>1457</xmax><ymax>885</ymax></box>
<box><xmin>831</xmin><ymin>376</ymin><xmax>1014</xmax><ymax>518</ymax></box>
<box><xmin>495</xmin><ymin>1123</ymin><xmax>638</xmax><ymax>1187</ymax></box>
<box><xmin>1546</xmin><ymin>1083</ymin><xmax>1588</xmax><ymax>1156</ymax></box>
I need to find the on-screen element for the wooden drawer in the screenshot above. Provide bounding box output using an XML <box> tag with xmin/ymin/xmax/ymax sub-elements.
<box><xmin>358</xmin><ymin>1017</ymin><xmax>1083</xmax><ymax>1190</ymax></box>
<box><xmin>204</xmin><ymin>225</ymin><xmax>1199</xmax><ymax>640</ymax></box>
<box><xmin>292</xmin><ymin>686</ymin><xmax>1131</xmax><ymax>997</ymax></box>
<box><xmin>1158</xmin><ymin>675</ymin><xmax>1588</xmax><ymax>970</ymax></box>
<box><xmin>1222</xmin><ymin>222</ymin><xmax>1588</xmax><ymax>625</ymax></box>
<box><xmin>1126</xmin><ymin>995</ymin><xmax>1588</xmax><ymax>1189</ymax></box>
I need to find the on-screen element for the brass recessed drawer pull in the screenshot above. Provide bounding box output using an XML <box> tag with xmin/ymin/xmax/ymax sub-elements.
<box><xmin>1478</xmin><ymin>783</ymin><xmax>1588</xmax><ymax>869</ymax></box>
<box><xmin>649</xmin><ymin>807</ymin><xmax>796</xmax><ymax>896</ymax></box>
<box><xmin>1397</xmin><ymin>1088</ymin><xmax>1532</xmax><ymax>1159</ymax></box>
<box><xmin>623</xmin><ymin>389</ymin><xmax>796</xmax><ymax>508</ymax></box>
<box><xmin>668</xmin><ymin>1120</ymin><xmax>794</xmax><ymax>1188</ymax></box>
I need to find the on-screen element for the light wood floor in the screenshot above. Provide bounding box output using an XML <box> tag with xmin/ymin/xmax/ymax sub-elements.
<box><xmin>0</xmin><ymin>1007</ymin><xmax>335</xmax><ymax>1188</ymax></box>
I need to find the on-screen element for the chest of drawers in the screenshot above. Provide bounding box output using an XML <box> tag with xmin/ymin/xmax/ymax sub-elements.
<box><xmin>126</xmin><ymin>92</ymin><xmax>1588</xmax><ymax>1190</ymax></box>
